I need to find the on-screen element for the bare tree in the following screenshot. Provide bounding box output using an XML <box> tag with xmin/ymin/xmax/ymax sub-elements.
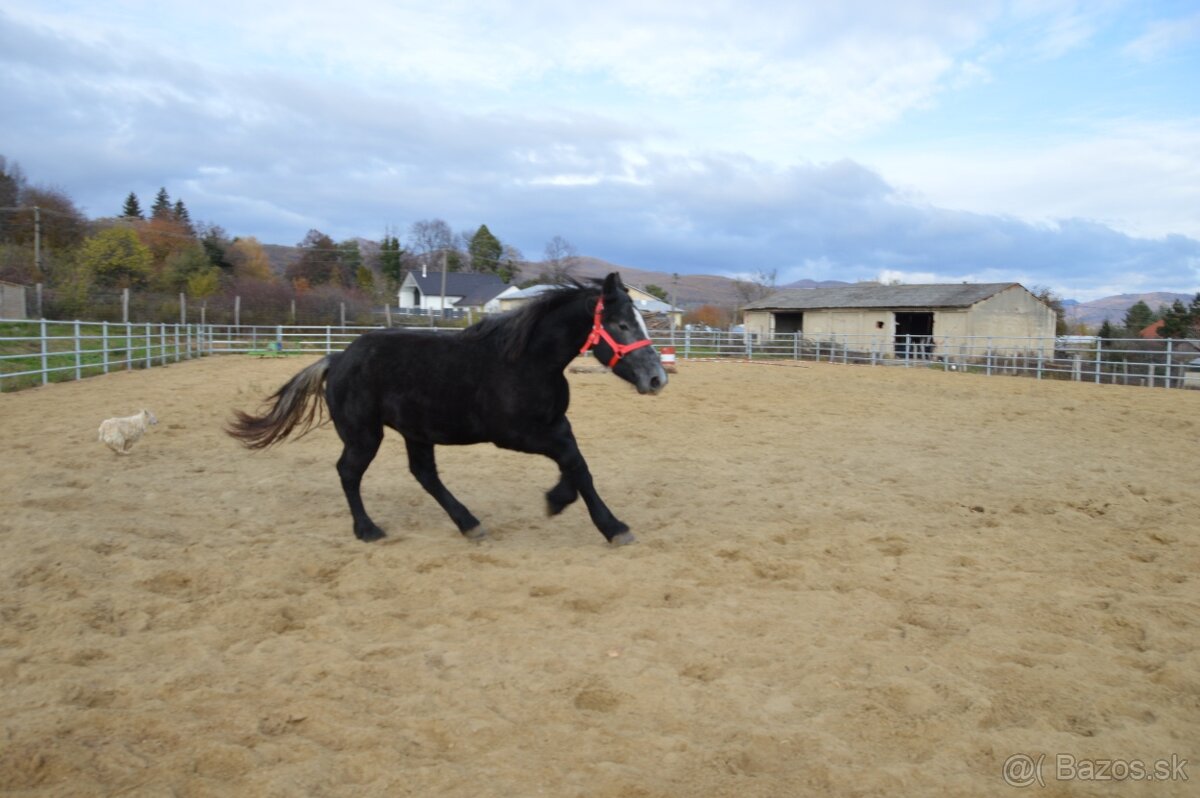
<box><xmin>541</xmin><ymin>235</ymin><xmax>579</xmax><ymax>282</ymax></box>
<box><xmin>408</xmin><ymin>218</ymin><xmax>454</xmax><ymax>259</ymax></box>
<box><xmin>732</xmin><ymin>268</ymin><xmax>777</xmax><ymax>306</ymax></box>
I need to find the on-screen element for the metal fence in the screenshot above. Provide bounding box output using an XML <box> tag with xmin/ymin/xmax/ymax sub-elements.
<box><xmin>657</xmin><ymin>330</ymin><xmax>1200</xmax><ymax>389</ymax></box>
<box><xmin>3</xmin><ymin>319</ymin><xmax>1199</xmax><ymax>393</ymax></box>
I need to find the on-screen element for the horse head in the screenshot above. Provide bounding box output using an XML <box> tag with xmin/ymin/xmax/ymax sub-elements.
<box><xmin>581</xmin><ymin>273</ymin><xmax>669</xmax><ymax>395</ymax></box>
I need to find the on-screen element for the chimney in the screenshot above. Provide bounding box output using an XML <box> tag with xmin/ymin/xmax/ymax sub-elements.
<box><xmin>422</xmin><ymin>263</ymin><xmax>427</xmax><ymax>278</ymax></box>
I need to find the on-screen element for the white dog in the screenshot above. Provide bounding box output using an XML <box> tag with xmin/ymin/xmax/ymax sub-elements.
<box><xmin>98</xmin><ymin>409</ymin><xmax>158</xmax><ymax>454</ymax></box>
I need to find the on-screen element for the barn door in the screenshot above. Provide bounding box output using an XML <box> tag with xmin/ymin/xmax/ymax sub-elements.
<box><xmin>894</xmin><ymin>312</ymin><xmax>934</xmax><ymax>358</ymax></box>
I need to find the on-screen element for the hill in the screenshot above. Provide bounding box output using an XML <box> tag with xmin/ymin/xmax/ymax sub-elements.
<box><xmin>1065</xmin><ymin>292</ymin><xmax>1193</xmax><ymax>328</ymax></box>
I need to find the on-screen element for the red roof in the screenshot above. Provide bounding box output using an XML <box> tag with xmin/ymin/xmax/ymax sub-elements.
<box><xmin>1139</xmin><ymin>320</ymin><xmax>1164</xmax><ymax>339</ymax></box>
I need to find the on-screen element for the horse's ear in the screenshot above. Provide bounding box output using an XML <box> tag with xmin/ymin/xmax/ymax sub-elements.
<box><xmin>602</xmin><ymin>272</ymin><xmax>623</xmax><ymax>300</ymax></box>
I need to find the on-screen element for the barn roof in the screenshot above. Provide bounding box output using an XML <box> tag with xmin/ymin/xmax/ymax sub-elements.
<box><xmin>404</xmin><ymin>270</ymin><xmax>508</xmax><ymax>306</ymax></box>
<box><xmin>743</xmin><ymin>282</ymin><xmax>1023</xmax><ymax>311</ymax></box>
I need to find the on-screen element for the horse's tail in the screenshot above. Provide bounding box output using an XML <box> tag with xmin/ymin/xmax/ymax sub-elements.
<box><xmin>226</xmin><ymin>356</ymin><xmax>334</xmax><ymax>449</ymax></box>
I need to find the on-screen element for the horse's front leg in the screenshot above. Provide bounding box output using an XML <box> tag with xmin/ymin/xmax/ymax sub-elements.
<box><xmin>539</xmin><ymin>421</ymin><xmax>636</xmax><ymax>546</ymax></box>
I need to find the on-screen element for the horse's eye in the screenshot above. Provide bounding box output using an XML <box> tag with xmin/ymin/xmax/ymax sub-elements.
<box><xmin>617</xmin><ymin>322</ymin><xmax>631</xmax><ymax>332</ymax></box>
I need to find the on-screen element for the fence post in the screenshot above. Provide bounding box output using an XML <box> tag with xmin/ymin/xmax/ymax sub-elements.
<box><xmin>1166</xmin><ymin>339</ymin><xmax>1173</xmax><ymax>388</ymax></box>
<box><xmin>276</xmin><ymin>324</ymin><xmax>284</xmax><ymax>352</ymax></box>
<box><xmin>126</xmin><ymin>322</ymin><xmax>133</xmax><ymax>371</ymax></box>
<box><xmin>160</xmin><ymin>323</ymin><xmax>167</xmax><ymax>365</ymax></box>
<box><xmin>174</xmin><ymin>323</ymin><xmax>180</xmax><ymax>362</ymax></box>
<box><xmin>35</xmin><ymin>283</ymin><xmax>43</xmax><ymax>318</ymax></box>
<box><xmin>340</xmin><ymin>302</ymin><xmax>346</xmax><ymax>328</ymax></box>
<box><xmin>74</xmin><ymin>320</ymin><xmax>82</xmax><ymax>380</ymax></box>
<box><xmin>144</xmin><ymin>322</ymin><xmax>152</xmax><ymax>369</ymax></box>
<box><xmin>102</xmin><ymin>320</ymin><xmax>110</xmax><ymax>374</ymax></box>
<box><xmin>684</xmin><ymin>326</ymin><xmax>691</xmax><ymax>359</ymax></box>
<box><xmin>234</xmin><ymin>295</ymin><xmax>241</xmax><ymax>332</ymax></box>
<box><xmin>326</xmin><ymin>325</ymin><xmax>332</xmax><ymax>354</ymax></box>
<box><xmin>122</xmin><ymin>288</ymin><xmax>130</xmax><ymax>323</ymax></box>
<box><xmin>39</xmin><ymin>318</ymin><xmax>48</xmax><ymax>385</ymax></box>
<box><xmin>385</xmin><ymin>304</ymin><xmax>392</xmax><ymax>327</ymax></box>
<box><xmin>1094</xmin><ymin>341</ymin><xmax>1102</xmax><ymax>384</ymax></box>
<box><xmin>180</xmin><ymin>293</ymin><xmax>186</xmax><ymax>324</ymax></box>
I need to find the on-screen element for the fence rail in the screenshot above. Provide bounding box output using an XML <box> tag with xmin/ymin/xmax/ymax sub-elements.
<box><xmin>3</xmin><ymin>319</ymin><xmax>1198</xmax><ymax>393</ymax></box>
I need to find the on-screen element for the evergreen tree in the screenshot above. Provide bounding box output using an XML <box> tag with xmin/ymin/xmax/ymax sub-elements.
<box><xmin>121</xmin><ymin>192</ymin><xmax>144</xmax><ymax>219</ymax></box>
<box><xmin>379</xmin><ymin>233</ymin><xmax>404</xmax><ymax>287</ymax></box>
<box><xmin>1157</xmin><ymin>299</ymin><xmax>1194</xmax><ymax>339</ymax></box>
<box><xmin>173</xmin><ymin>199</ymin><xmax>193</xmax><ymax>235</ymax></box>
<box><xmin>150</xmin><ymin>187</ymin><xmax>172</xmax><ymax>220</ymax></box>
<box><xmin>1097</xmin><ymin>319</ymin><xmax>1115</xmax><ymax>346</ymax></box>
<box><xmin>1122</xmin><ymin>300</ymin><xmax>1156</xmax><ymax>332</ymax></box>
<box><xmin>468</xmin><ymin>224</ymin><xmax>502</xmax><ymax>275</ymax></box>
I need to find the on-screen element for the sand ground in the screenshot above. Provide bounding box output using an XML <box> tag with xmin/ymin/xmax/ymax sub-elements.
<box><xmin>1</xmin><ymin>355</ymin><xmax>1197</xmax><ymax>797</ymax></box>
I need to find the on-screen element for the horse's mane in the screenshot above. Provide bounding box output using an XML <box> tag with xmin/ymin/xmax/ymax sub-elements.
<box><xmin>461</xmin><ymin>279</ymin><xmax>601</xmax><ymax>361</ymax></box>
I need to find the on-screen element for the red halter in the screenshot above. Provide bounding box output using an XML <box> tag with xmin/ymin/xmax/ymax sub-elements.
<box><xmin>579</xmin><ymin>297</ymin><xmax>654</xmax><ymax>368</ymax></box>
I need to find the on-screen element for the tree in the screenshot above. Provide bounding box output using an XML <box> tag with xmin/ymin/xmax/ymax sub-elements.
<box><xmin>1030</xmin><ymin>286</ymin><xmax>1068</xmax><ymax>335</ymax></box>
<box><xmin>468</xmin><ymin>224</ymin><xmax>502</xmax><ymax>276</ymax></box>
<box><xmin>643</xmin><ymin>284</ymin><xmax>668</xmax><ymax>301</ymax></box>
<box><xmin>408</xmin><ymin>218</ymin><xmax>454</xmax><ymax>259</ymax></box>
<box><xmin>150</xmin><ymin>187</ymin><xmax>172</xmax><ymax>220</ymax></box>
<box><xmin>1156</xmin><ymin>297</ymin><xmax>1199</xmax><ymax>339</ymax></box>
<box><xmin>1097</xmin><ymin>319</ymin><xmax>1115</xmax><ymax>345</ymax></box>
<box><xmin>173</xmin><ymin>199</ymin><xmax>194</xmax><ymax>235</ymax></box>
<box><xmin>79</xmin><ymin>227</ymin><xmax>153</xmax><ymax>288</ymax></box>
<box><xmin>121</xmin><ymin>192</ymin><xmax>144</xmax><ymax>219</ymax></box>
<box><xmin>337</xmin><ymin>240</ymin><xmax>363</xmax><ymax>287</ymax></box>
<box><xmin>162</xmin><ymin>245</ymin><xmax>213</xmax><ymax>291</ymax></box>
<box><xmin>286</xmin><ymin>229</ymin><xmax>341</xmax><ymax>286</ymax></box>
<box><xmin>0</xmin><ymin>156</ymin><xmax>26</xmax><ymax>243</ymax></box>
<box><xmin>732</xmin><ymin>269</ymin><xmax>777</xmax><ymax>307</ymax></box>
<box><xmin>541</xmin><ymin>235</ymin><xmax>579</xmax><ymax>282</ymax></box>
<box><xmin>498</xmin><ymin>243</ymin><xmax>523</xmax><ymax>284</ymax></box>
<box><xmin>227</xmin><ymin>236</ymin><xmax>274</xmax><ymax>282</ymax></box>
<box><xmin>186</xmin><ymin>267</ymin><xmax>221</xmax><ymax>299</ymax></box>
<box><xmin>1122</xmin><ymin>300</ymin><xmax>1156</xmax><ymax>332</ymax></box>
<box><xmin>378</xmin><ymin>233</ymin><xmax>405</xmax><ymax>287</ymax></box>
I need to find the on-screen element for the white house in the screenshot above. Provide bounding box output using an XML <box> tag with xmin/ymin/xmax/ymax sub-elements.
<box><xmin>397</xmin><ymin>268</ymin><xmax>509</xmax><ymax>314</ymax></box>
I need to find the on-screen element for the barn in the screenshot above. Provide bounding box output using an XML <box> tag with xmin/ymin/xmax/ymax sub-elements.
<box><xmin>742</xmin><ymin>283</ymin><xmax>1056</xmax><ymax>356</ymax></box>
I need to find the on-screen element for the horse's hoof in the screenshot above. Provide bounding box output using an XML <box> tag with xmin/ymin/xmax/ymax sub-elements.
<box><xmin>609</xmin><ymin>531</ymin><xmax>638</xmax><ymax>546</ymax></box>
<box><xmin>357</xmin><ymin>525</ymin><xmax>387</xmax><ymax>543</ymax></box>
<box><xmin>464</xmin><ymin>525</ymin><xmax>489</xmax><ymax>542</ymax></box>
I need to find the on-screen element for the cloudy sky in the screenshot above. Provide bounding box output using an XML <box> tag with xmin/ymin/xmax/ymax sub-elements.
<box><xmin>2</xmin><ymin>1</ymin><xmax>1198</xmax><ymax>300</ymax></box>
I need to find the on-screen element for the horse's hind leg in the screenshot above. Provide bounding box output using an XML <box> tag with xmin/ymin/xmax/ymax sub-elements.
<box><xmin>336</xmin><ymin>427</ymin><xmax>386</xmax><ymax>542</ymax></box>
<box><xmin>404</xmin><ymin>439</ymin><xmax>486</xmax><ymax>541</ymax></box>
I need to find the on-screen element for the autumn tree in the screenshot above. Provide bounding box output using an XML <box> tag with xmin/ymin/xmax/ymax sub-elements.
<box><xmin>162</xmin><ymin>245</ymin><xmax>214</xmax><ymax>291</ymax></box>
<box><xmin>79</xmin><ymin>227</ymin><xmax>153</xmax><ymax>288</ymax></box>
<box><xmin>0</xmin><ymin>156</ymin><xmax>25</xmax><ymax>243</ymax></box>
<box><xmin>286</xmin><ymin>229</ymin><xmax>341</xmax><ymax>286</ymax></box>
<box><xmin>227</xmin><ymin>236</ymin><xmax>275</xmax><ymax>282</ymax></box>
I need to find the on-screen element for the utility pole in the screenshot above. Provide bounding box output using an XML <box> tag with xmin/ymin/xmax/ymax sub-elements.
<box><xmin>33</xmin><ymin>206</ymin><xmax>42</xmax><ymax>276</ymax></box>
<box><xmin>440</xmin><ymin>251</ymin><xmax>448</xmax><ymax>320</ymax></box>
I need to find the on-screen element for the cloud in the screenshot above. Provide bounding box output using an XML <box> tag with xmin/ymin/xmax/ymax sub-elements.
<box><xmin>1123</xmin><ymin>12</ymin><xmax>1200</xmax><ymax>62</ymax></box>
<box><xmin>1</xmin><ymin>3</ymin><xmax>1197</xmax><ymax>303</ymax></box>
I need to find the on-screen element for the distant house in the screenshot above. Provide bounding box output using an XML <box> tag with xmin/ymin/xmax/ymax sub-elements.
<box><xmin>496</xmin><ymin>283</ymin><xmax>683</xmax><ymax>327</ymax></box>
<box><xmin>1139</xmin><ymin>320</ymin><xmax>1164</xmax><ymax>339</ymax></box>
<box><xmin>397</xmin><ymin>268</ymin><xmax>508</xmax><ymax>314</ymax></box>
<box><xmin>0</xmin><ymin>280</ymin><xmax>27</xmax><ymax>319</ymax></box>
<box><xmin>742</xmin><ymin>282</ymin><xmax>1056</xmax><ymax>356</ymax></box>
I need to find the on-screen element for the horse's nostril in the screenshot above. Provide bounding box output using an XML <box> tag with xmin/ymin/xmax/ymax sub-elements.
<box><xmin>650</xmin><ymin>376</ymin><xmax>662</xmax><ymax>390</ymax></box>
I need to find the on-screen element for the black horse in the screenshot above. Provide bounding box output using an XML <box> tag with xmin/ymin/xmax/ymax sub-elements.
<box><xmin>227</xmin><ymin>273</ymin><xmax>667</xmax><ymax>545</ymax></box>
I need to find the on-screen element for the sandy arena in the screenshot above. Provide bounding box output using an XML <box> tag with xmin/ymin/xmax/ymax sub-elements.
<box><xmin>1</xmin><ymin>355</ymin><xmax>1197</xmax><ymax>796</ymax></box>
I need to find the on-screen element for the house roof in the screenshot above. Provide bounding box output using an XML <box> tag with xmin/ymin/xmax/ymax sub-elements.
<box><xmin>405</xmin><ymin>270</ymin><xmax>508</xmax><ymax>306</ymax></box>
<box><xmin>743</xmin><ymin>282</ymin><xmax>1023</xmax><ymax>311</ymax></box>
